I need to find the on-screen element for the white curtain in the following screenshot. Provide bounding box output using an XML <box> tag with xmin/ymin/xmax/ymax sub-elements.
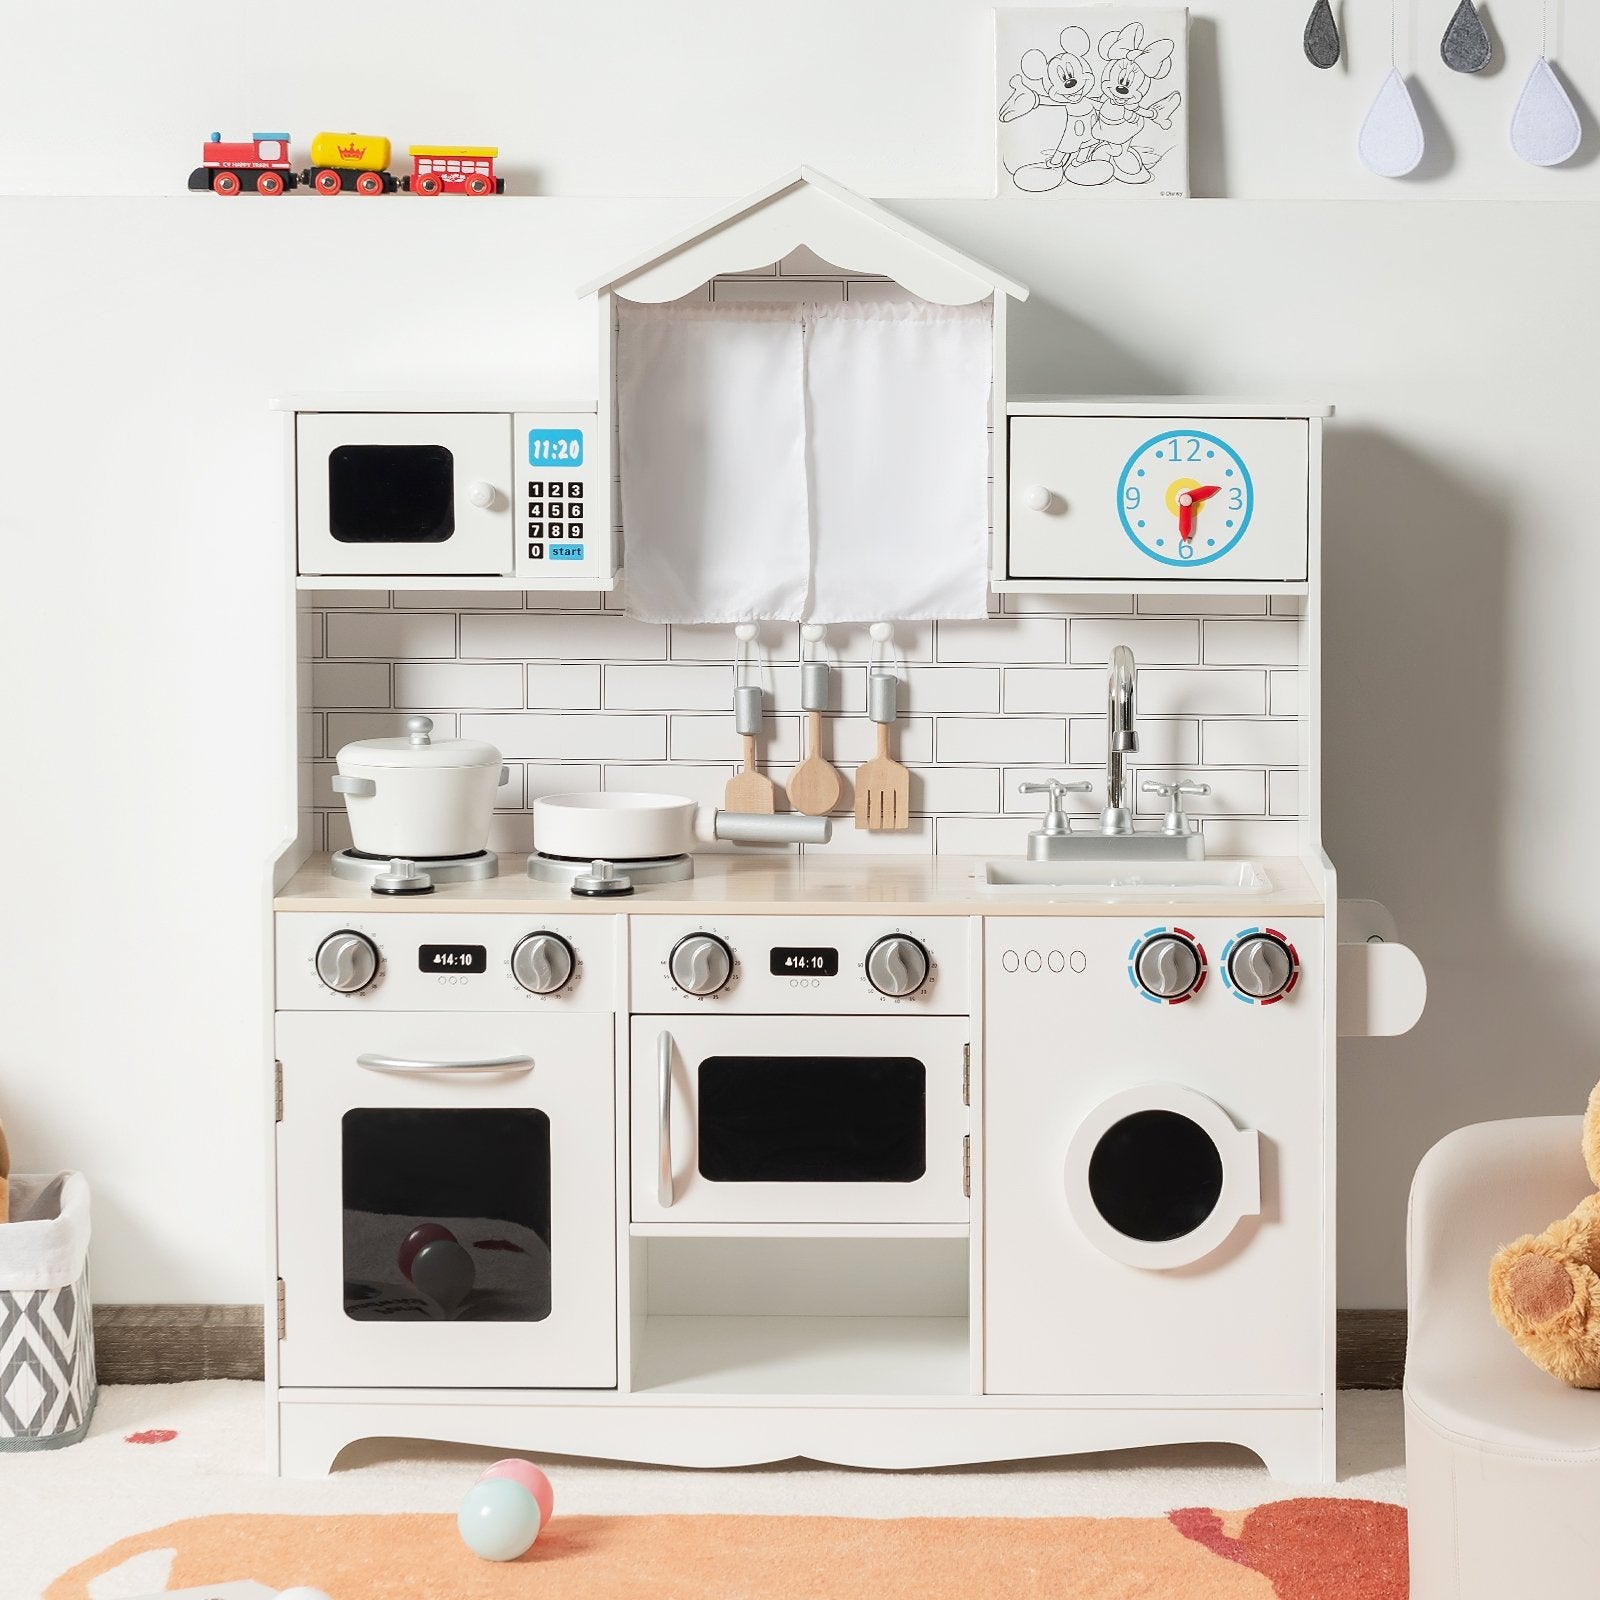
<box><xmin>616</xmin><ymin>297</ymin><xmax>991</xmax><ymax>624</ymax></box>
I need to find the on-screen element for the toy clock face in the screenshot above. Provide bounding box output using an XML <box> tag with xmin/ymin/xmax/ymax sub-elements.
<box><xmin>1117</xmin><ymin>430</ymin><xmax>1254</xmax><ymax>568</ymax></box>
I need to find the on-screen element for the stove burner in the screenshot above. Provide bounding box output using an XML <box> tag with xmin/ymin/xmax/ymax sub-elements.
<box><xmin>331</xmin><ymin>848</ymin><xmax>499</xmax><ymax>887</ymax></box>
<box><xmin>527</xmin><ymin>851</ymin><xmax>693</xmax><ymax>887</ymax></box>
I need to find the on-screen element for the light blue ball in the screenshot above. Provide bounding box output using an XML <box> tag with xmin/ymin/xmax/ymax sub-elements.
<box><xmin>458</xmin><ymin>1475</ymin><xmax>543</xmax><ymax>1562</ymax></box>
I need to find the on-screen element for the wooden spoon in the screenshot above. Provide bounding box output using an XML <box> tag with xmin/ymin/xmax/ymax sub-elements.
<box><xmin>725</xmin><ymin>685</ymin><xmax>778</xmax><ymax>814</ymax></box>
<box><xmin>787</xmin><ymin>657</ymin><xmax>842</xmax><ymax>816</ymax></box>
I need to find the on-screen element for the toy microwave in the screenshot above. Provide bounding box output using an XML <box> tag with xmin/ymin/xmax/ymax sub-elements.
<box><xmin>290</xmin><ymin>404</ymin><xmax>609</xmax><ymax>584</ymax></box>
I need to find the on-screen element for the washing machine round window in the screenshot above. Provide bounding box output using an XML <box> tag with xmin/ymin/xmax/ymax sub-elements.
<box><xmin>1065</xmin><ymin>1085</ymin><xmax>1261</xmax><ymax>1270</ymax></box>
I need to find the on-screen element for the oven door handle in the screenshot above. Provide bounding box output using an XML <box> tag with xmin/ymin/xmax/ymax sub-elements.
<box><xmin>355</xmin><ymin>1053</ymin><xmax>534</xmax><ymax>1075</ymax></box>
<box><xmin>657</xmin><ymin>1030</ymin><xmax>674</xmax><ymax>1209</ymax></box>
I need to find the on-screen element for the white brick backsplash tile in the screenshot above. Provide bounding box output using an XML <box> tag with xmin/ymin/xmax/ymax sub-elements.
<box><xmin>327</xmin><ymin>611</ymin><xmax>456</xmax><ymax>659</ymax></box>
<box><xmin>604</xmin><ymin>763</ymin><xmax>730</xmax><ymax>811</ymax></box>
<box><xmin>327</xmin><ymin>810</ymin><xmax>353</xmax><ymax>852</ymax></box>
<box><xmin>938</xmin><ymin>618</ymin><xmax>1065</xmax><ymax>663</ymax></box>
<box><xmin>316</xmin><ymin>589</ymin><xmax>392</xmax><ymax>609</ymax></box>
<box><xmin>1070</xmin><ymin>617</ymin><xmax>1199</xmax><ymax>666</ymax></box>
<box><xmin>1203</xmin><ymin>719</ymin><xmax>1300</xmax><ymax>766</ymax></box>
<box><xmin>1137</xmin><ymin>594</ymin><xmax>1266</xmax><ymax>616</ymax></box>
<box><xmin>1203</xmin><ymin>619</ymin><xmax>1300</xmax><ymax>666</ymax></box>
<box><xmin>495</xmin><ymin>765</ymin><xmax>525</xmax><ymax>809</ymax></box>
<box><xmin>395</xmin><ymin>590</ymin><xmax>523</xmax><ymax>609</ymax></box>
<box><xmin>1270</xmin><ymin>670</ymin><xmax>1300</xmax><ymax>716</ymax></box>
<box><xmin>299</xmin><ymin>610</ymin><xmax>323</xmax><ymax>659</ymax></box>
<box><xmin>1136</xmin><ymin>669</ymin><xmax>1266</xmax><ymax>717</ymax></box>
<box><xmin>1134</xmin><ymin>767</ymin><xmax>1266</xmax><ymax>817</ymax></box>
<box><xmin>487</xmin><ymin>811</ymin><xmax>536</xmax><ymax>853</ymax></box>
<box><xmin>672</xmin><ymin>714</ymin><xmax>803</xmax><ymax>765</ymax></box>
<box><xmin>936</xmin><ymin>815</ymin><xmax>1033</xmax><ymax>855</ymax></box>
<box><xmin>312</xmin><ymin>662</ymin><xmax>389</xmax><ymax>709</ymax></box>
<box><xmin>1199</xmin><ymin>817</ymin><xmax>1301</xmax><ymax>855</ymax></box>
<box><xmin>711</xmin><ymin>263</ymin><xmax>776</xmax><ymax>279</ymax></box>
<box><xmin>461</xmin><ymin>612</ymin><xmax>667</xmax><ymax>660</ymax></box>
<box><xmin>525</xmin><ymin>592</ymin><xmax>608</xmax><ymax>614</ymax></box>
<box><xmin>529</xmin><ymin>664</ymin><xmax>603</xmax><ymax>709</ymax></box>
<box><xmin>605</xmin><ymin>663</ymin><xmax>733</xmax><ymax>711</ymax></box>
<box><xmin>712</xmin><ymin>278</ymin><xmax>845</xmax><ymax>303</ymax></box>
<box><xmin>670</xmin><ymin>623</ymin><xmax>799</xmax><ymax>662</ymax></box>
<box><xmin>327</xmin><ymin>711</ymin><xmax>456</xmax><ymax>749</ymax></box>
<box><xmin>1069</xmin><ymin>716</ymin><xmax>1198</xmax><ymax>766</ymax></box>
<box><xmin>523</xmin><ymin>763</ymin><xmax>601</xmax><ymax>801</ymax></box>
<box><xmin>1003</xmin><ymin>767</ymin><xmax>1103</xmax><ymax>815</ymax></box>
<box><xmin>1269</xmin><ymin>769</ymin><xmax>1301</xmax><ymax>816</ymax></box>
<box><xmin>906</xmin><ymin>765</ymin><xmax>1000</xmax><ymax>815</ymax></box>
<box><xmin>829</xmin><ymin>623</ymin><xmax>935</xmax><ymax>663</ymax></box>
<box><xmin>816</xmin><ymin>818</ymin><xmax>933</xmax><ymax>855</ymax></box>
<box><xmin>310</xmin><ymin>762</ymin><xmax>339</xmax><ymax>809</ymax></box>
<box><xmin>395</xmin><ymin>662</ymin><xmax>523</xmax><ymax>710</ymax></box>
<box><xmin>897</xmin><ymin>668</ymin><xmax>1000</xmax><ymax>715</ymax></box>
<box><xmin>1269</xmin><ymin>595</ymin><xmax>1305</xmax><ymax>616</ymax></box>
<box><xmin>462</xmin><ymin>713</ymin><xmax>666</xmax><ymax>762</ymax></box>
<box><xmin>938</xmin><ymin>717</ymin><xmax>1066</xmax><ymax>764</ymax></box>
<box><xmin>827</xmin><ymin>716</ymin><xmax>935</xmax><ymax>766</ymax></box>
<box><xmin>1003</xmin><ymin>668</ymin><xmax>1106</xmax><ymax>715</ymax></box>
<box><xmin>1003</xmin><ymin>593</ymin><xmax>1134</xmax><ymax>615</ymax></box>
<box><xmin>844</xmin><ymin>280</ymin><xmax>921</xmax><ymax>304</ymax></box>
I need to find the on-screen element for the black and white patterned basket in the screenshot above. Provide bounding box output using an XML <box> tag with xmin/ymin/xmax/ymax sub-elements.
<box><xmin>0</xmin><ymin>1174</ymin><xmax>96</xmax><ymax>1451</ymax></box>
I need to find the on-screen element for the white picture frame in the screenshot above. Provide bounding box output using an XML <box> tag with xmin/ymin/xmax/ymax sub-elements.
<box><xmin>996</xmin><ymin>6</ymin><xmax>1190</xmax><ymax>198</ymax></box>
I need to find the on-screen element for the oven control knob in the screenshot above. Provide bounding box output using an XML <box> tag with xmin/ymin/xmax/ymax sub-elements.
<box><xmin>669</xmin><ymin>933</ymin><xmax>733</xmax><ymax>997</ymax></box>
<box><xmin>866</xmin><ymin>935</ymin><xmax>930</xmax><ymax>998</ymax></box>
<box><xmin>315</xmin><ymin>930</ymin><xmax>379</xmax><ymax>994</ymax></box>
<box><xmin>1134</xmin><ymin>933</ymin><xmax>1203</xmax><ymax>1001</ymax></box>
<box><xmin>1228</xmin><ymin>933</ymin><xmax>1297</xmax><ymax>1001</ymax></box>
<box><xmin>511</xmin><ymin>931</ymin><xmax>575</xmax><ymax>995</ymax></box>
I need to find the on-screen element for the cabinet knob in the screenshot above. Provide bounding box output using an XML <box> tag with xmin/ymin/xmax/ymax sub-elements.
<box><xmin>1024</xmin><ymin>485</ymin><xmax>1055</xmax><ymax>513</ymax></box>
<box><xmin>466</xmin><ymin>480</ymin><xmax>497</xmax><ymax>509</ymax></box>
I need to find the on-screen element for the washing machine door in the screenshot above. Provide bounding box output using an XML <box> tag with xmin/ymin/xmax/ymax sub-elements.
<box><xmin>1064</xmin><ymin>1085</ymin><xmax>1261</xmax><ymax>1269</ymax></box>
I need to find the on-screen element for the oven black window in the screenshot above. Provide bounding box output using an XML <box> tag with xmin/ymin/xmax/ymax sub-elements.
<box><xmin>328</xmin><ymin>444</ymin><xmax>456</xmax><ymax>544</ymax></box>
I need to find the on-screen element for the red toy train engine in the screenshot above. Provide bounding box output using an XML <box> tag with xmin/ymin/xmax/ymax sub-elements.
<box><xmin>187</xmin><ymin>131</ymin><xmax>297</xmax><ymax>195</ymax></box>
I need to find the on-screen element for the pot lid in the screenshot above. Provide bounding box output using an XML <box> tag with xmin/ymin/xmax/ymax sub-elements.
<box><xmin>336</xmin><ymin>716</ymin><xmax>502</xmax><ymax>770</ymax></box>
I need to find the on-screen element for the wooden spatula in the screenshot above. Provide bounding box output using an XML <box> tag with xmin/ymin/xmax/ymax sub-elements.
<box><xmin>725</xmin><ymin>684</ymin><xmax>778</xmax><ymax>814</ymax></box>
<box><xmin>787</xmin><ymin>658</ymin><xmax>842</xmax><ymax>816</ymax></box>
<box><xmin>855</xmin><ymin>671</ymin><xmax>910</xmax><ymax>831</ymax></box>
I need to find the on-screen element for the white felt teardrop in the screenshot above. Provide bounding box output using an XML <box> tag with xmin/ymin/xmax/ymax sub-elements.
<box><xmin>1359</xmin><ymin>69</ymin><xmax>1426</xmax><ymax>178</ymax></box>
<box><xmin>1510</xmin><ymin>57</ymin><xmax>1581</xmax><ymax>167</ymax></box>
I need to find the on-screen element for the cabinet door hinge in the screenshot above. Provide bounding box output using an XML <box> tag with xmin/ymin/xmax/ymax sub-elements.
<box><xmin>276</xmin><ymin>1279</ymin><xmax>286</xmax><ymax>1340</ymax></box>
<box><xmin>274</xmin><ymin>1060</ymin><xmax>283</xmax><ymax>1123</ymax></box>
<box><xmin>962</xmin><ymin>1042</ymin><xmax>970</xmax><ymax>1108</ymax></box>
<box><xmin>963</xmin><ymin>1134</ymin><xmax>971</xmax><ymax>1199</ymax></box>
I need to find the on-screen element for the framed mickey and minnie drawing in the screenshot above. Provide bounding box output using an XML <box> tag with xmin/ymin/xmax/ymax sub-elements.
<box><xmin>996</xmin><ymin>6</ymin><xmax>1189</xmax><ymax>198</ymax></box>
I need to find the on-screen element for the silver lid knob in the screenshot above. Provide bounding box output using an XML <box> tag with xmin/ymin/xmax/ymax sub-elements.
<box><xmin>865</xmin><ymin>935</ymin><xmax>930</xmax><ymax>998</ymax></box>
<box><xmin>511</xmin><ymin>931</ymin><xmax>575</xmax><ymax>995</ymax></box>
<box><xmin>1228</xmin><ymin>934</ymin><xmax>1297</xmax><ymax>1001</ymax></box>
<box><xmin>406</xmin><ymin>716</ymin><xmax>433</xmax><ymax>746</ymax></box>
<box><xmin>315</xmin><ymin>930</ymin><xmax>379</xmax><ymax>994</ymax></box>
<box><xmin>1134</xmin><ymin>933</ymin><xmax>1203</xmax><ymax>1000</ymax></box>
<box><xmin>669</xmin><ymin>933</ymin><xmax>733</xmax><ymax>997</ymax></box>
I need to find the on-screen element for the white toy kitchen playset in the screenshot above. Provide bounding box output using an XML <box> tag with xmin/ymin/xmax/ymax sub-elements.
<box><xmin>267</xmin><ymin>171</ymin><xmax>1424</xmax><ymax>1484</ymax></box>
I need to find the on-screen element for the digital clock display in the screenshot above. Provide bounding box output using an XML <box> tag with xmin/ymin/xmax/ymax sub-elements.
<box><xmin>770</xmin><ymin>947</ymin><xmax>839</xmax><ymax>977</ymax></box>
<box><xmin>418</xmin><ymin>943</ymin><xmax>487</xmax><ymax>974</ymax></box>
<box><xmin>527</xmin><ymin>428</ymin><xmax>583</xmax><ymax>466</ymax></box>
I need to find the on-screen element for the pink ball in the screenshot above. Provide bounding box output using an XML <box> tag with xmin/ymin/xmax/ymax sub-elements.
<box><xmin>478</xmin><ymin>1458</ymin><xmax>554</xmax><ymax>1527</ymax></box>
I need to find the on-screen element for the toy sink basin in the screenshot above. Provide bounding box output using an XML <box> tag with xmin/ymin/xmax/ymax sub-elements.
<box><xmin>978</xmin><ymin>859</ymin><xmax>1273</xmax><ymax>896</ymax></box>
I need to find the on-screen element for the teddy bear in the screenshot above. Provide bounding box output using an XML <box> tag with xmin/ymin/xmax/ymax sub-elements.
<box><xmin>1489</xmin><ymin>1080</ymin><xmax>1600</xmax><ymax>1386</ymax></box>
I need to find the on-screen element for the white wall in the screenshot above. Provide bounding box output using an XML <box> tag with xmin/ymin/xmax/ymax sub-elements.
<box><xmin>3</xmin><ymin>2</ymin><xmax>1598</xmax><ymax>1305</ymax></box>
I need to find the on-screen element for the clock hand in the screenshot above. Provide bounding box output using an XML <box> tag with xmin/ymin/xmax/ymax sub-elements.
<box><xmin>1177</xmin><ymin>483</ymin><xmax>1223</xmax><ymax>540</ymax></box>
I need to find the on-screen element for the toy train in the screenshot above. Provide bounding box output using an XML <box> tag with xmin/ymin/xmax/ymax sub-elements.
<box><xmin>188</xmin><ymin>132</ymin><xmax>504</xmax><ymax>196</ymax></box>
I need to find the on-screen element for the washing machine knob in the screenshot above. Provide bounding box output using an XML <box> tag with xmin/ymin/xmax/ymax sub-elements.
<box><xmin>866</xmin><ymin>935</ymin><xmax>931</xmax><ymax>998</ymax></box>
<box><xmin>1134</xmin><ymin>933</ymin><xmax>1203</xmax><ymax>1001</ymax></box>
<box><xmin>1228</xmin><ymin>933</ymin><xmax>1297</xmax><ymax>1001</ymax></box>
<box><xmin>315</xmin><ymin>930</ymin><xmax>379</xmax><ymax>994</ymax></box>
<box><xmin>669</xmin><ymin>933</ymin><xmax>733</xmax><ymax>997</ymax></box>
<box><xmin>511</xmin><ymin>931</ymin><xmax>575</xmax><ymax>994</ymax></box>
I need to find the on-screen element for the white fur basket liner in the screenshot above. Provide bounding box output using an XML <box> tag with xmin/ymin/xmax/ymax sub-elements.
<box><xmin>0</xmin><ymin>1173</ymin><xmax>97</xmax><ymax>1450</ymax></box>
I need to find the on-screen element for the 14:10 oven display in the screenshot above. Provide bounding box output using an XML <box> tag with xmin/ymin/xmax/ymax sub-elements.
<box><xmin>770</xmin><ymin>947</ymin><xmax>839</xmax><ymax>977</ymax></box>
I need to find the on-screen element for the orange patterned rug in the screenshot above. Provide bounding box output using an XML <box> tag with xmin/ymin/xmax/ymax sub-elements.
<box><xmin>49</xmin><ymin>1500</ymin><xmax>1407</xmax><ymax>1599</ymax></box>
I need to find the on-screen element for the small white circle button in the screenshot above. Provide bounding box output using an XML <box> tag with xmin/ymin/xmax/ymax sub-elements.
<box><xmin>1002</xmin><ymin>950</ymin><xmax>1019</xmax><ymax>973</ymax></box>
<box><xmin>1048</xmin><ymin>950</ymin><xmax>1066</xmax><ymax>973</ymax></box>
<box><xmin>1024</xmin><ymin>950</ymin><xmax>1042</xmax><ymax>973</ymax></box>
<box><xmin>1070</xmin><ymin>951</ymin><xmax>1087</xmax><ymax>973</ymax></box>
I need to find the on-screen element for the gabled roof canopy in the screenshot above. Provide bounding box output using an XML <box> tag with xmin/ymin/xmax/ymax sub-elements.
<box><xmin>579</xmin><ymin>167</ymin><xmax>1028</xmax><ymax>307</ymax></box>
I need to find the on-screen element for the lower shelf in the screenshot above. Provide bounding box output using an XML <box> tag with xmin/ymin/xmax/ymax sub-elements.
<box><xmin>631</xmin><ymin>1315</ymin><xmax>971</xmax><ymax>1397</ymax></box>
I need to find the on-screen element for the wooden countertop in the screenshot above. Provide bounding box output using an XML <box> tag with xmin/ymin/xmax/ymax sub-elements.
<box><xmin>275</xmin><ymin>854</ymin><xmax>1326</xmax><ymax>918</ymax></box>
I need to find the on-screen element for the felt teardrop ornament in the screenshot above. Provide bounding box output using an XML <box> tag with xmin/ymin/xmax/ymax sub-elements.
<box><xmin>1359</xmin><ymin>68</ymin><xmax>1426</xmax><ymax>177</ymax></box>
<box><xmin>1440</xmin><ymin>0</ymin><xmax>1492</xmax><ymax>72</ymax></box>
<box><xmin>1303</xmin><ymin>0</ymin><xmax>1341</xmax><ymax>68</ymax></box>
<box><xmin>1510</xmin><ymin>57</ymin><xmax>1582</xmax><ymax>166</ymax></box>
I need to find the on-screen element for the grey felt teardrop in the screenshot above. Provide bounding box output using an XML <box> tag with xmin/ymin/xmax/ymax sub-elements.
<box><xmin>1440</xmin><ymin>0</ymin><xmax>1492</xmax><ymax>73</ymax></box>
<box><xmin>1304</xmin><ymin>0</ymin><xmax>1341</xmax><ymax>68</ymax></box>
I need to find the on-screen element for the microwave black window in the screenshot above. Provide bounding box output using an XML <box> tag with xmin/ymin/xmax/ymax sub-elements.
<box><xmin>696</xmin><ymin>1056</ymin><xmax>926</xmax><ymax>1184</ymax></box>
<box><xmin>328</xmin><ymin>444</ymin><xmax>456</xmax><ymax>544</ymax></box>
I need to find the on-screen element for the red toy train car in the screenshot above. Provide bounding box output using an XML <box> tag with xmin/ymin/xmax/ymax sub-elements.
<box><xmin>187</xmin><ymin>131</ymin><xmax>297</xmax><ymax>195</ymax></box>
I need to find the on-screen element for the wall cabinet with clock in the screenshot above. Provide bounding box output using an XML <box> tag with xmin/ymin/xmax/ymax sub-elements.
<box><xmin>998</xmin><ymin>400</ymin><xmax>1327</xmax><ymax>591</ymax></box>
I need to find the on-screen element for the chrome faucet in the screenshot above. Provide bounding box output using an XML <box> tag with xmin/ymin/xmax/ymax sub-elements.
<box><xmin>1102</xmin><ymin>645</ymin><xmax>1139</xmax><ymax>836</ymax></box>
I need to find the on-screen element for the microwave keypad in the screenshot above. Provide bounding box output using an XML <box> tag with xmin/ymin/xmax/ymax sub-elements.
<box><xmin>528</xmin><ymin>477</ymin><xmax>585</xmax><ymax>560</ymax></box>
<box><xmin>519</xmin><ymin>414</ymin><xmax>592</xmax><ymax>575</ymax></box>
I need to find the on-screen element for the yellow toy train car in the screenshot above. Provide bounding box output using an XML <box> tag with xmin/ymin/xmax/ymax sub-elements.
<box><xmin>300</xmin><ymin>131</ymin><xmax>396</xmax><ymax>195</ymax></box>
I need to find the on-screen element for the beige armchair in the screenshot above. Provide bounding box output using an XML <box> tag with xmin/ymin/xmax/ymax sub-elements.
<box><xmin>1406</xmin><ymin>1115</ymin><xmax>1600</xmax><ymax>1599</ymax></box>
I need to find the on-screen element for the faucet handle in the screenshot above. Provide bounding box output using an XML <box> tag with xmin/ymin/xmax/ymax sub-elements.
<box><xmin>1020</xmin><ymin>778</ymin><xmax>1094</xmax><ymax>806</ymax></box>
<box><xmin>1141</xmin><ymin>779</ymin><xmax>1211</xmax><ymax>837</ymax></box>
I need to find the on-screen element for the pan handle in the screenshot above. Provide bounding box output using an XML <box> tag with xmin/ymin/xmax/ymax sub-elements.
<box><xmin>332</xmin><ymin>775</ymin><xmax>376</xmax><ymax>798</ymax></box>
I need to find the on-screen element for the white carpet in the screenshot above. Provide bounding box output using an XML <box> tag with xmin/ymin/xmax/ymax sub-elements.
<box><xmin>1</xmin><ymin>1382</ymin><xmax>1405</xmax><ymax>1599</ymax></box>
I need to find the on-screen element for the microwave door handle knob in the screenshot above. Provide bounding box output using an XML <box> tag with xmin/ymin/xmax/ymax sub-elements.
<box><xmin>467</xmin><ymin>480</ymin><xmax>497</xmax><ymax>509</ymax></box>
<box><xmin>657</xmin><ymin>1031</ymin><xmax>674</xmax><ymax>1208</ymax></box>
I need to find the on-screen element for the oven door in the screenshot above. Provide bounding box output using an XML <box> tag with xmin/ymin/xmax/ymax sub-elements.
<box><xmin>275</xmin><ymin>1011</ymin><xmax>615</xmax><ymax>1389</ymax></box>
<box><xmin>296</xmin><ymin>412</ymin><xmax>513</xmax><ymax>576</ymax></box>
<box><xmin>630</xmin><ymin>1016</ymin><xmax>969</xmax><ymax>1224</ymax></box>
